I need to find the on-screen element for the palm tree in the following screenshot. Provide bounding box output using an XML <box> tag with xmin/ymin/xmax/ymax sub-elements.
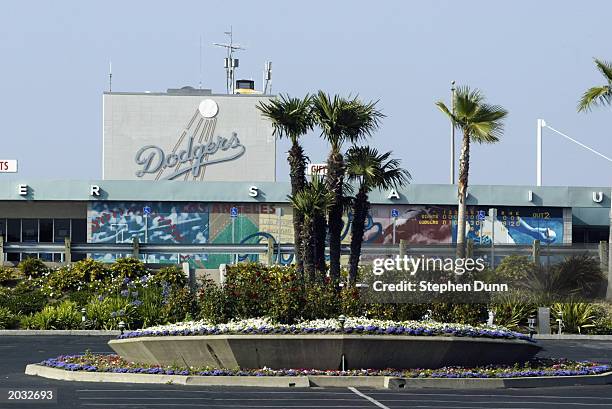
<box><xmin>258</xmin><ymin>95</ymin><xmax>314</xmax><ymax>275</ymax></box>
<box><xmin>289</xmin><ymin>176</ymin><xmax>333</xmax><ymax>280</ymax></box>
<box><xmin>577</xmin><ymin>58</ymin><xmax>612</xmax><ymax>299</ymax></box>
<box><xmin>346</xmin><ymin>146</ymin><xmax>410</xmax><ymax>283</ymax></box>
<box><xmin>436</xmin><ymin>86</ymin><xmax>508</xmax><ymax>258</ymax></box>
<box><xmin>312</xmin><ymin>92</ymin><xmax>384</xmax><ymax>282</ymax></box>
<box><xmin>577</xmin><ymin>59</ymin><xmax>612</xmax><ymax>112</ymax></box>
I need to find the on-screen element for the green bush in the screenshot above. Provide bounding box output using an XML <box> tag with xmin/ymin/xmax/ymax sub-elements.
<box><xmin>162</xmin><ymin>287</ymin><xmax>196</xmax><ymax>323</ymax></box>
<box><xmin>489</xmin><ymin>294</ymin><xmax>537</xmax><ymax>331</ymax></box>
<box><xmin>18</xmin><ymin>258</ymin><xmax>48</xmax><ymax>278</ymax></box>
<box><xmin>42</xmin><ymin>265</ymin><xmax>86</xmax><ymax>298</ymax></box>
<box><xmin>225</xmin><ymin>262</ymin><xmax>275</xmax><ymax>319</ymax></box>
<box><xmin>552</xmin><ymin>302</ymin><xmax>598</xmax><ymax>334</ymax></box>
<box><xmin>24</xmin><ymin>301</ymin><xmax>82</xmax><ymax>330</ymax></box>
<box><xmin>495</xmin><ymin>255</ymin><xmax>535</xmax><ymax>282</ymax></box>
<box><xmin>86</xmin><ymin>295</ymin><xmax>136</xmax><ymax>330</ymax></box>
<box><xmin>197</xmin><ymin>278</ymin><xmax>229</xmax><ymax>324</ymax></box>
<box><xmin>110</xmin><ymin>257</ymin><xmax>148</xmax><ymax>280</ymax></box>
<box><xmin>72</xmin><ymin>259</ymin><xmax>108</xmax><ymax>282</ymax></box>
<box><xmin>0</xmin><ymin>285</ymin><xmax>47</xmax><ymax>315</ymax></box>
<box><xmin>590</xmin><ymin>303</ymin><xmax>612</xmax><ymax>335</ymax></box>
<box><xmin>430</xmin><ymin>303</ymin><xmax>488</xmax><ymax>326</ymax></box>
<box><xmin>0</xmin><ymin>307</ymin><xmax>18</xmax><ymax>329</ymax></box>
<box><xmin>151</xmin><ymin>266</ymin><xmax>187</xmax><ymax>288</ymax></box>
<box><xmin>0</xmin><ymin>267</ymin><xmax>19</xmax><ymax>286</ymax></box>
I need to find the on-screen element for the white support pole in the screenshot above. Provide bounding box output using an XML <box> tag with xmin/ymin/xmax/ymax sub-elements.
<box><xmin>608</xmin><ymin>187</ymin><xmax>612</xmax><ymax>300</ymax></box>
<box><xmin>450</xmin><ymin>81</ymin><xmax>456</xmax><ymax>185</ymax></box>
<box><xmin>536</xmin><ymin>119</ymin><xmax>545</xmax><ymax>186</ymax></box>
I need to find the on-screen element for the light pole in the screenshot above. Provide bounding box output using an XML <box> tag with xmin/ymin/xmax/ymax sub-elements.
<box><xmin>536</xmin><ymin>120</ymin><xmax>612</xmax><ymax>299</ymax></box>
<box><xmin>450</xmin><ymin>81</ymin><xmax>456</xmax><ymax>185</ymax></box>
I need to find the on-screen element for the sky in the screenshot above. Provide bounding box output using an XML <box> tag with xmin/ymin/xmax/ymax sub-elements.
<box><xmin>1</xmin><ymin>0</ymin><xmax>611</xmax><ymax>187</ymax></box>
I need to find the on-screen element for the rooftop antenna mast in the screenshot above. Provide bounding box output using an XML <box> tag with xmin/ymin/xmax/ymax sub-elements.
<box><xmin>109</xmin><ymin>61</ymin><xmax>112</xmax><ymax>92</ymax></box>
<box><xmin>198</xmin><ymin>36</ymin><xmax>203</xmax><ymax>90</ymax></box>
<box><xmin>213</xmin><ymin>27</ymin><xmax>244</xmax><ymax>94</ymax></box>
<box><xmin>263</xmin><ymin>61</ymin><xmax>272</xmax><ymax>95</ymax></box>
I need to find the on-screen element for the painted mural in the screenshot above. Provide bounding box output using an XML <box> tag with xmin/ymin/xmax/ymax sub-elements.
<box><xmin>363</xmin><ymin>205</ymin><xmax>564</xmax><ymax>246</ymax></box>
<box><xmin>88</xmin><ymin>202</ymin><xmax>566</xmax><ymax>268</ymax></box>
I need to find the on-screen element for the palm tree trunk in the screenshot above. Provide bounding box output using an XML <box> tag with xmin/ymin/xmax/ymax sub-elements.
<box><xmin>326</xmin><ymin>150</ymin><xmax>345</xmax><ymax>283</ymax></box>
<box><xmin>456</xmin><ymin>129</ymin><xmax>471</xmax><ymax>259</ymax></box>
<box><xmin>288</xmin><ymin>141</ymin><xmax>307</xmax><ymax>275</ymax></box>
<box><xmin>348</xmin><ymin>186</ymin><xmax>369</xmax><ymax>284</ymax></box>
<box><xmin>301</xmin><ymin>217</ymin><xmax>315</xmax><ymax>282</ymax></box>
<box><xmin>313</xmin><ymin>211</ymin><xmax>327</xmax><ymax>276</ymax></box>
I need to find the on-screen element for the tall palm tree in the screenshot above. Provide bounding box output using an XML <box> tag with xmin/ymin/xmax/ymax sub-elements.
<box><xmin>289</xmin><ymin>176</ymin><xmax>333</xmax><ymax>280</ymax></box>
<box><xmin>577</xmin><ymin>59</ymin><xmax>612</xmax><ymax>112</ymax></box>
<box><xmin>577</xmin><ymin>58</ymin><xmax>612</xmax><ymax>299</ymax></box>
<box><xmin>312</xmin><ymin>92</ymin><xmax>384</xmax><ymax>282</ymax></box>
<box><xmin>346</xmin><ymin>146</ymin><xmax>410</xmax><ymax>283</ymax></box>
<box><xmin>436</xmin><ymin>86</ymin><xmax>508</xmax><ymax>258</ymax></box>
<box><xmin>258</xmin><ymin>95</ymin><xmax>314</xmax><ymax>274</ymax></box>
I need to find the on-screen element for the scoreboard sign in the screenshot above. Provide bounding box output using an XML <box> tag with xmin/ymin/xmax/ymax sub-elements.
<box><xmin>0</xmin><ymin>160</ymin><xmax>17</xmax><ymax>173</ymax></box>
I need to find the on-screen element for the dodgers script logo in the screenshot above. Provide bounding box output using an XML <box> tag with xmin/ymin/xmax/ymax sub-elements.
<box><xmin>133</xmin><ymin>99</ymin><xmax>246</xmax><ymax>181</ymax></box>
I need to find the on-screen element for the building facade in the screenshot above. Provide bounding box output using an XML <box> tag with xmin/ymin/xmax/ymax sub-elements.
<box><xmin>0</xmin><ymin>180</ymin><xmax>609</xmax><ymax>267</ymax></box>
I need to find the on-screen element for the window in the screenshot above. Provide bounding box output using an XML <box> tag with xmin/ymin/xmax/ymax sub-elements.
<box><xmin>54</xmin><ymin>219</ymin><xmax>70</xmax><ymax>243</ymax></box>
<box><xmin>7</xmin><ymin>219</ymin><xmax>20</xmax><ymax>242</ymax></box>
<box><xmin>39</xmin><ymin>219</ymin><xmax>53</xmax><ymax>242</ymax></box>
<box><xmin>0</xmin><ymin>219</ymin><xmax>6</xmax><ymax>240</ymax></box>
<box><xmin>71</xmin><ymin>219</ymin><xmax>87</xmax><ymax>243</ymax></box>
<box><xmin>22</xmin><ymin>219</ymin><xmax>38</xmax><ymax>242</ymax></box>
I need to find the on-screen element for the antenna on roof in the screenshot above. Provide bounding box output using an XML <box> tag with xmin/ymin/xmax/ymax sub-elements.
<box><xmin>213</xmin><ymin>27</ymin><xmax>245</xmax><ymax>94</ymax></box>
<box><xmin>108</xmin><ymin>61</ymin><xmax>112</xmax><ymax>92</ymax></box>
<box><xmin>263</xmin><ymin>61</ymin><xmax>272</xmax><ymax>95</ymax></box>
<box><xmin>198</xmin><ymin>35</ymin><xmax>203</xmax><ymax>90</ymax></box>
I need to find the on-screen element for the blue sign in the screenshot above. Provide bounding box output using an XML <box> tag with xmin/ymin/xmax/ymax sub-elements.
<box><xmin>478</xmin><ymin>210</ymin><xmax>486</xmax><ymax>221</ymax></box>
<box><xmin>230</xmin><ymin>206</ymin><xmax>239</xmax><ymax>218</ymax></box>
<box><xmin>143</xmin><ymin>206</ymin><xmax>152</xmax><ymax>215</ymax></box>
<box><xmin>391</xmin><ymin>208</ymin><xmax>400</xmax><ymax>218</ymax></box>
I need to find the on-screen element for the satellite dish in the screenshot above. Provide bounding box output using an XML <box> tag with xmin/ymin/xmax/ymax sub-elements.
<box><xmin>199</xmin><ymin>99</ymin><xmax>219</xmax><ymax>118</ymax></box>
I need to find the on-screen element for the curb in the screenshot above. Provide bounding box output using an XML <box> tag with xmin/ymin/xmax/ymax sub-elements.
<box><xmin>535</xmin><ymin>335</ymin><xmax>612</xmax><ymax>340</ymax></box>
<box><xmin>25</xmin><ymin>364</ymin><xmax>612</xmax><ymax>389</ymax></box>
<box><xmin>0</xmin><ymin>330</ymin><xmax>120</xmax><ymax>336</ymax></box>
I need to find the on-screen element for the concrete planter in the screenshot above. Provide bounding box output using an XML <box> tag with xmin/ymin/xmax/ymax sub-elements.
<box><xmin>109</xmin><ymin>334</ymin><xmax>541</xmax><ymax>370</ymax></box>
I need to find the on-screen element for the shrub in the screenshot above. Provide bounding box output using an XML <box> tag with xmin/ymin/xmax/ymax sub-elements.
<box><xmin>0</xmin><ymin>267</ymin><xmax>19</xmax><ymax>286</ymax></box>
<box><xmin>0</xmin><ymin>285</ymin><xmax>47</xmax><ymax>315</ymax></box>
<box><xmin>72</xmin><ymin>259</ymin><xmax>108</xmax><ymax>282</ymax></box>
<box><xmin>224</xmin><ymin>262</ymin><xmax>275</xmax><ymax>319</ymax></box>
<box><xmin>552</xmin><ymin>302</ymin><xmax>598</xmax><ymax>334</ymax></box>
<box><xmin>523</xmin><ymin>255</ymin><xmax>605</xmax><ymax>302</ymax></box>
<box><xmin>110</xmin><ymin>257</ymin><xmax>148</xmax><ymax>280</ymax></box>
<box><xmin>495</xmin><ymin>255</ymin><xmax>535</xmax><ymax>282</ymax></box>
<box><xmin>42</xmin><ymin>265</ymin><xmax>86</xmax><ymax>298</ymax></box>
<box><xmin>430</xmin><ymin>303</ymin><xmax>488</xmax><ymax>326</ymax></box>
<box><xmin>489</xmin><ymin>294</ymin><xmax>537</xmax><ymax>331</ymax></box>
<box><xmin>0</xmin><ymin>307</ymin><xmax>18</xmax><ymax>329</ymax></box>
<box><xmin>86</xmin><ymin>295</ymin><xmax>136</xmax><ymax>330</ymax></box>
<box><xmin>590</xmin><ymin>303</ymin><xmax>612</xmax><ymax>335</ymax></box>
<box><xmin>18</xmin><ymin>258</ymin><xmax>48</xmax><ymax>278</ymax></box>
<box><xmin>151</xmin><ymin>266</ymin><xmax>187</xmax><ymax>288</ymax></box>
<box><xmin>162</xmin><ymin>287</ymin><xmax>196</xmax><ymax>323</ymax></box>
<box><xmin>25</xmin><ymin>301</ymin><xmax>82</xmax><ymax>330</ymax></box>
<box><xmin>197</xmin><ymin>278</ymin><xmax>229</xmax><ymax>324</ymax></box>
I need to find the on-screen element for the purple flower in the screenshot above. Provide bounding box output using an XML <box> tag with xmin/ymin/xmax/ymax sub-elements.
<box><xmin>120</xmin><ymin>289</ymin><xmax>129</xmax><ymax>297</ymax></box>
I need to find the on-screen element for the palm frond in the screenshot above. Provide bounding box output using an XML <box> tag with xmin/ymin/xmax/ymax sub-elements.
<box><xmin>345</xmin><ymin>146</ymin><xmax>410</xmax><ymax>193</ymax></box>
<box><xmin>257</xmin><ymin>94</ymin><xmax>314</xmax><ymax>142</ymax></box>
<box><xmin>577</xmin><ymin>86</ymin><xmax>612</xmax><ymax>112</ymax></box>
<box><xmin>594</xmin><ymin>58</ymin><xmax>612</xmax><ymax>83</ymax></box>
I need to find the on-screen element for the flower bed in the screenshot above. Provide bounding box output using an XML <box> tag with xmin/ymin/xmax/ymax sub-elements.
<box><xmin>39</xmin><ymin>354</ymin><xmax>610</xmax><ymax>379</ymax></box>
<box><xmin>117</xmin><ymin>317</ymin><xmax>533</xmax><ymax>342</ymax></box>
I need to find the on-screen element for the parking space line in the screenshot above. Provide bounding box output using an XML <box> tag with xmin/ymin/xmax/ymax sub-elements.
<box><xmin>349</xmin><ymin>387</ymin><xmax>390</xmax><ymax>409</ymax></box>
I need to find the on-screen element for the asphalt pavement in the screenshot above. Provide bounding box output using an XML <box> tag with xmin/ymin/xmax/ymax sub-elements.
<box><xmin>1</xmin><ymin>335</ymin><xmax>611</xmax><ymax>409</ymax></box>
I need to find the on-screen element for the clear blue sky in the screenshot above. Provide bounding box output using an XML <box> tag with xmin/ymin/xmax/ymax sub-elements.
<box><xmin>1</xmin><ymin>0</ymin><xmax>611</xmax><ymax>186</ymax></box>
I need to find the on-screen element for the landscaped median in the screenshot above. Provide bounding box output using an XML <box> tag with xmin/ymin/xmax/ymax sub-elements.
<box><xmin>25</xmin><ymin>354</ymin><xmax>612</xmax><ymax>389</ymax></box>
<box><xmin>107</xmin><ymin>317</ymin><xmax>541</xmax><ymax>370</ymax></box>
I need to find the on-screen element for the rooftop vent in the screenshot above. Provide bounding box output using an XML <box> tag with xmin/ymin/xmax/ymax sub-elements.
<box><xmin>166</xmin><ymin>86</ymin><xmax>212</xmax><ymax>95</ymax></box>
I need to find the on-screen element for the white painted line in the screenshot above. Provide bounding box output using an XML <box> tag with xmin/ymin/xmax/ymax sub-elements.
<box><xmin>367</xmin><ymin>392</ymin><xmax>612</xmax><ymax>401</ymax></box>
<box><xmin>348</xmin><ymin>387</ymin><xmax>390</xmax><ymax>409</ymax></box>
<box><xmin>375</xmin><ymin>399</ymin><xmax>612</xmax><ymax>407</ymax></box>
<box><xmin>81</xmin><ymin>405</ymin><xmax>373</xmax><ymax>408</ymax></box>
<box><xmin>77</xmin><ymin>389</ymin><xmax>356</xmax><ymax>394</ymax></box>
